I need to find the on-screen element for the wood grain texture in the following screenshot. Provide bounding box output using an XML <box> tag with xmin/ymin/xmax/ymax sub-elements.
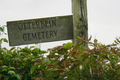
<box><xmin>7</xmin><ymin>15</ymin><xmax>73</xmax><ymax>46</ymax></box>
<box><xmin>72</xmin><ymin>0</ymin><xmax>88</xmax><ymax>46</ymax></box>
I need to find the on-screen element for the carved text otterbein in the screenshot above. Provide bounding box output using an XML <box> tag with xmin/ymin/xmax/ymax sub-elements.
<box><xmin>18</xmin><ymin>19</ymin><xmax>56</xmax><ymax>30</ymax></box>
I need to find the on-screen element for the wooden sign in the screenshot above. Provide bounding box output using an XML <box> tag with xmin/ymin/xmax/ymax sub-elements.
<box><xmin>7</xmin><ymin>15</ymin><xmax>73</xmax><ymax>46</ymax></box>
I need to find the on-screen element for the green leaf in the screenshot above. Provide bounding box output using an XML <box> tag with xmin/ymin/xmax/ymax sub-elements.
<box><xmin>23</xmin><ymin>58</ymin><xmax>28</xmax><ymax>61</ymax></box>
<box><xmin>0</xmin><ymin>49</ymin><xmax>3</xmax><ymax>52</ymax></box>
<box><xmin>30</xmin><ymin>46</ymin><xmax>35</xmax><ymax>49</ymax></box>
<box><xmin>7</xmin><ymin>54</ymin><xmax>12</xmax><ymax>57</ymax></box>
<box><xmin>30</xmin><ymin>63</ymin><xmax>40</xmax><ymax>74</ymax></box>
<box><xmin>43</xmin><ymin>58</ymin><xmax>49</xmax><ymax>64</ymax></box>
<box><xmin>2</xmin><ymin>65</ymin><xmax>8</xmax><ymax>72</ymax></box>
<box><xmin>3</xmin><ymin>38</ymin><xmax>8</xmax><ymax>43</ymax></box>
<box><xmin>86</xmin><ymin>65</ymin><xmax>92</xmax><ymax>77</ymax></box>
<box><xmin>41</xmin><ymin>50</ymin><xmax>47</xmax><ymax>54</ymax></box>
<box><xmin>63</xmin><ymin>42</ymin><xmax>72</xmax><ymax>49</ymax></box>
<box><xmin>10</xmin><ymin>47</ymin><xmax>16</xmax><ymax>51</ymax></box>
<box><xmin>0</xmin><ymin>27</ymin><xmax>4</xmax><ymax>32</ymax></box>
<box><xmin>0</xmin><ymin>38</ymin><xmax>8</xmax><ymax>43</ymax></box>
<box><xmin>8</xmin><ymin>70</ymin><xmax>15</xmax><ymax>76</ymax></box>
<box><xmin>49</xmin><ymin>72</ymin><xmax>56</xmax><ymax>77</ymax></box>
<box><xmin>32</xmin><ymin>48</ymin><xmax>40</xmax><ymax>55</ymax></box>
<box><xmin>9</xmin><ymin>67</ymin><xmax>15</xmax><ymax>70</ymax></box>
<box><xmin>0</xmin><ymin>74</ymin><xmax>4</xmax><ymax>77</ymax></box>
<box><xmin>2</xmin><ymin>47</ymin><xmax>7</xmax><ymax>50</ymax></box>
<box><xmin>3</xmin><ymin>76</ymin><xmax>9</xmax><ymax>80</ymax></box>
<box><xmin>14</xmin><ymin>74</ymin><xmax>21</xmax><ymax>80</ymax></box>
<box><xmin>2</xmin><ymin>65</ymin><xmax>8</xmax><ymax>69</ymax></box>
<box><xmin>71</xmin><ymin>65</ymin><xmax>78</xmax><ymax>72</ymax></box>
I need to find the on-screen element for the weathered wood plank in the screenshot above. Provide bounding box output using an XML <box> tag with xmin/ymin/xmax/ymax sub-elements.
<box><xmin>7</xmin><ymin>15</ymin><xmax>73</xmax><ymax>46</ymax></box>
<box><xmin>72</xmin><ymin>0</ymin><xmax>88</xmax><ymax>47</ymax></box>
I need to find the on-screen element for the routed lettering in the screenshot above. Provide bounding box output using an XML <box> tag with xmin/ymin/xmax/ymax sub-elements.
<box><xmin>50</xmin><ymin>31</ymin><xmax>53</xmax><ymax>38</ymax></box>
<box><xmin>40</xmin><ymin>21</ymin><xmax>44</xmax><ymax>28</ymax></box>
<box><xmin>46</xmin><ymin>31</ymin><xmax>49</xmax><ymax>39</ymax></box>
<box><xmin>23</xmin><ymin>23</ymin><xmax>27</xmax><ymax>30</ymax></box>
<box><xmin>23</xmin><ymin>30</ymin><xmax>58</xmax><ymax>41</ymax></box>
<box><xmin>38</xmin><ymin>32</ymin><xmax>41</xmax><ymax>39</ymax></box>
<box><xmin>41</xmin><ymin>32</ymin><xmax>45</xmax><ymax>39</ymax></box>
<box><xmin>23</xmin><ymin>33</ymin><xmax>27</xmax><ymax>41</ymax></box>
<box><xmin>32</xmin><ymin>22</ymin><xmax>36</xmax><ymax>29</ymax></box>
<box><xmin>52</xmin><ymin>20</ymin><xmax>56</xmax><ymax>27</ymax></box>
<box><xmin>27</xmin><ymin>33</ymin><xmax>31</xmax><ymax>41</ymax></box>
<box><xmin>32</xmin><ymin>33</ymin><xmax>37</xmax><ymax>40</ymax></box>
<box><xmin>18</xmin><ymin>19</ymin><xmax>56</xmax><ymax>31</ymax></box>
<box><xmin>18</xmin><ymin>23</ymin><xmax>23</xmax><ymax>30</ymax></box>
<box><xmin>53</xmin><ymin>30</ymin><xmax>57</xmax><ymax>37</ymax></box>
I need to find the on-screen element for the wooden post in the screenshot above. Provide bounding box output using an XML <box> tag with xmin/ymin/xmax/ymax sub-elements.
<box><xmin>72</xmin><ymin>0</ymin><xmax>88</xmax><ymax>47</ymax></box>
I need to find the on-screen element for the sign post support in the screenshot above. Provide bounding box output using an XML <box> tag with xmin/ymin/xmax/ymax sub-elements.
<box><xmin>72</xmin><ymin>0</ymin><xmax>88</xmax><ymax>47</ymax></box>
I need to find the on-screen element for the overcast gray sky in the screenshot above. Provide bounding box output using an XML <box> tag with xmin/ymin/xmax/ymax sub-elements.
<box><xmin>0</xmin><ymin>0</ymin><xmax>120</xmax><ymax>50</ymax></box>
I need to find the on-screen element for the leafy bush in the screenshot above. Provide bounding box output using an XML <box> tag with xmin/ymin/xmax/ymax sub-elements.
<box><xmin>0</xmin><ymin>46</ymin><xmax>47</xmax><ymax>80</ymax></box>
<box><xmin>31</xmin><ymin>36</ymin><xmax>120</xmax><ymax>80</ymax></box>
<box><xmin>0</xmin><ymin>25</ymin><xmax>8</xmax><ymax>46</ymax></box>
